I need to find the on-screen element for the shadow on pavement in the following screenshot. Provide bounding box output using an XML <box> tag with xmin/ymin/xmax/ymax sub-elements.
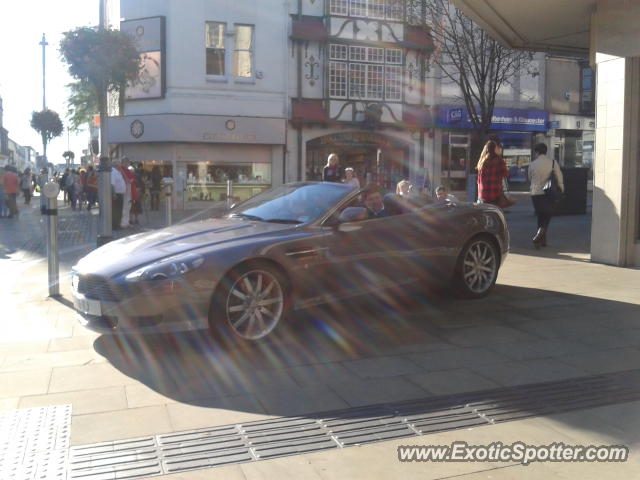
<box><xmin>93</xmin><ymin>284</ymin><xmax>640</xmax><ymax>443</ymax></box>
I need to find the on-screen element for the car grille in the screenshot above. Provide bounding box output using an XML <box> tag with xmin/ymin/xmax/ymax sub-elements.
<box><xmin>77</xmin><ymin>275</ymin><xmax>123</xmax><ymax>302</ymax></box>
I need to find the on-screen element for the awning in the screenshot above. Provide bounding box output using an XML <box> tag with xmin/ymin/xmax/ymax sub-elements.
<box><xmin>402</xmin><ymin>105</ymin><xmax>433</xmax><ymax>129</ymax></box>
<box><xmin>290</xmin><ymin>18</ymin><xmax>329</xmax><ymax>42</ymax></box>
<box><xmin>398</xmin><ymin>25</ymin><xmax>435</xmax><ymax>53</ymax></box>
<box><xmin>291</xmin><ymin>100</ymin><xmax>330</xmax><ymax>125</ymax></box>
<box><xmin>450</xmin><ymin>0</ymin><xmax>594</xmax><ymax>54</ymax></box>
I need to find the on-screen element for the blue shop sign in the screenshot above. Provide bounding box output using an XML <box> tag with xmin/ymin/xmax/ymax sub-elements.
<box><xmin>437</xmin><ymin>106</ymin><xmax>548</xmax><ymax>132</ymax></box>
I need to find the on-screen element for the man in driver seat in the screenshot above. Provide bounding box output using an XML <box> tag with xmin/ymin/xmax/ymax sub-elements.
<box><xmin>362</xmin><ymin>184</ymin><xmax>390</xmax><ymax>219</ymax></box>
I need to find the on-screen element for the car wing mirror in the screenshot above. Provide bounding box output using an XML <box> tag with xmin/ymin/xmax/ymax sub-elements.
<box><xmin>334</xmin><ymin>206</ymin><xmax>368</xmax><ymax>232</ymax></box>
<box><xmin>338</xmin><ymin>222</ymin><xmax>362</xmax><ymax>232</ymax></box>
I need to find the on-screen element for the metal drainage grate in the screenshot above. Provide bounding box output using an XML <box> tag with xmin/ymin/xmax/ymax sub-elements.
<box><xmin>0</xmin><ymin>404</ymin><xmax>71</xmax><ymax>480</ymax></box>
<box><xmin>68</xmin><ymin>368</ymin><xmax>640</xmax><ymax>479</ymax></box>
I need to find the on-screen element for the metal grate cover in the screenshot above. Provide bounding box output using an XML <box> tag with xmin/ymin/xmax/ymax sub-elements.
<box><xmin>67</xmin><ymin>368</ymin><xmax>640</xmax><ymax>479</ymax></box>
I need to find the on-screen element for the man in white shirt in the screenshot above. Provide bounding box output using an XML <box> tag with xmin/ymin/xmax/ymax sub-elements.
<box><xmin>528</xmin><ymin>143</ymin><xmax>564</xmax><ymax>248</ymax></box>
<box><xmin>110</xmin><ymin>159</ymin><xmax>126</xmax><ymax>230</ymax></box>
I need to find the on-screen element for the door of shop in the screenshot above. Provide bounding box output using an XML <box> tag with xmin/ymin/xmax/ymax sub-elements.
<box><xmin>441</xmin><ymin>134</ymin><xmax>470</xmax><ymax>196</ymax></box>
<box><xmin>306</xmin><ymin>132</ymin><xmax>410</xmax><ymax>191</ymax></box>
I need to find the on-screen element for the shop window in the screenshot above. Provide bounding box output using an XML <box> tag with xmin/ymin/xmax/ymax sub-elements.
<box><xmin>186</xmin><ymin>163</ymin><xmax>271</xmax><ymax>202</ymax></box>
<box><xmin>580</xmin><ymin>65</ymin><xmax>595</xmax><ymax>114</ymax></box>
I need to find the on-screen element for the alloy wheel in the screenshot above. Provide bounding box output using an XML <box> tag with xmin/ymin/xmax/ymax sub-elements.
<box><xmin>225</xmin><ymin>269</ymin><xmax>284</xmax><ymax>340</ymax></box>
<box><xmin>462</xmin><ymin>240</ymin><xmax>498</xmax><ymax>294</ymax></box>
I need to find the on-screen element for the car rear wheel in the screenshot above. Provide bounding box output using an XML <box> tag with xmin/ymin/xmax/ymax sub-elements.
<box><xmin>453</xmin><ymin>237</ymin><xmax>499</xmax><ymax>298</ymax></box>
<box><xmin>209</xmin><ymin>264</ymin><xmax>288</xmax><ymax>343</ymax></box>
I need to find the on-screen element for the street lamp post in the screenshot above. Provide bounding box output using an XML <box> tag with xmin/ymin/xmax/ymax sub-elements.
<box><xmin>97</xmin><ymin>0</ymin><xmax>113</xmax><ymax>247</ymax></box>
<box><xmin>39</xmin><ymin>33</ymin><xmax>51</xmax><ymax>178</ymax></box>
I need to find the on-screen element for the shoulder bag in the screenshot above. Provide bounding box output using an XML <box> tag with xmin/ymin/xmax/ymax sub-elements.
<box><xmin>543</xmin><ymin>159</ymin><xmax>563</xmax><ymax>203</ymax></box>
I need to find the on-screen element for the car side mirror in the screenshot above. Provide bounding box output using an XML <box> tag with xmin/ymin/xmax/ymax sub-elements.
<box><xmin>336</xmin><ymin>207</ymin><xmax>368</xmax><ymax>232</ymax></box>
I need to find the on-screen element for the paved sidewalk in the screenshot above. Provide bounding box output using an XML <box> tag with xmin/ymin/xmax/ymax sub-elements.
<box><xmin>1</xmin><ymin>190</ymin><xmax>640</xmax><ymax>479</ymax></box>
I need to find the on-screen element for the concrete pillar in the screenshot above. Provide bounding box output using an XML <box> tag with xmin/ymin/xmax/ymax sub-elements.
<box><xmin>591</xmin><ymin>54</ymin><xmax>640</xmax><ymax>266</ymax></box>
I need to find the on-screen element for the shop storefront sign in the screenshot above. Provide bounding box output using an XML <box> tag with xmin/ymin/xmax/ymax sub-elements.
<box><xmin>307</xmin><ymin>131</ymin><xmax>409</xmax><ymax>149</ymax></box>
<box><xmin>436</xmin><ymin>106</ymin><xmax>548</xmax><ymax>132</ymax></box>
<box><xmin>108</xmin><ymin>114</ymin><xmax>286</xmax><ymax>144</ymax></box>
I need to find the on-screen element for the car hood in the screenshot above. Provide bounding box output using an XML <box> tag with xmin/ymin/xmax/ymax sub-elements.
<box><xmin>73</xmin><ymin>219</ymin><xmax>297</xmax><ymax>277</ymax></box>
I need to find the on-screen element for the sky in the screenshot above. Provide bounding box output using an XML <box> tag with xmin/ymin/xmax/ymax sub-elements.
<box><xmin>0</xmin><ymin>1</ymin><xmax>118</xmax><ymax>167</ymax></box>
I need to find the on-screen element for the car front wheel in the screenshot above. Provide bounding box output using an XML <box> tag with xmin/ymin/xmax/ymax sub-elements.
<box><xmin>209</xmin><ymin>264</ymin><xmax>288</xmax><ymax>343</ymax></box>
<box><xmin>453</xmin><ymin>237</ymin><xmax>499</xmax><ymax>298</ymax></box>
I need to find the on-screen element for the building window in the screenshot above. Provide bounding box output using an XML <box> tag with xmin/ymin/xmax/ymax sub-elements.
<box><xmin>206</xmin><ymin>22</ymin><xmax>254</xmax><ymax>78</ymax></box>
<box><xmin>205</xmin><ymin>22</ymin><xmax>225</xmax><ymax>76</ymax></box>
<box><xmin>580</xmin><ymin>65</ymin><xmax>594</xmax><ymax>114</ymax></box>
<box><xmin>329</xmin><ymin>62</ymin><xmax>348</xmax><ymax>98</ymax></box>
<box><xmin>234</xmin><ymin>25</ymin><xmax>253</xmax><ymax>78</ymax></box>
<box><xmin>385</xmin><ymin>65</ymin><xmax>402</xmax><ymax>100</ymax></box>
<box><xmin>329</xmin><ymin>43</ymin><xmax>404</xmax><ymax>101</ymax></box>
<box><xmin>330</xmin><ymin>0</ymin><xmax>403</xmax><ymax>20</ymax></box>
<box><xmin>330</xmin><ymin>0</ymin><xmax>349</xmax><ymax>15</ymax></box>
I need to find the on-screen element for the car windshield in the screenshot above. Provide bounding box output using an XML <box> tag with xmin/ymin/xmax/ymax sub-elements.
<box><xmin>228</xmin><ymin>183</ymin><xmax>356</xmax><ymax>224</ymax></box>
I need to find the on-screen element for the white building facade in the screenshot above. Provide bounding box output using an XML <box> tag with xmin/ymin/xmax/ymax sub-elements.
<box><xmin>111</xmin><ymin>0</ymin><xmax>434</xmax><ymax>206</ymax></box>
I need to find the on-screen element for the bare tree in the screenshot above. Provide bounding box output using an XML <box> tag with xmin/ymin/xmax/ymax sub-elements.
<box><xmin>408</xmin><ymin>0</ymin><xmax>536</xmax><ymax>163</ymax></box>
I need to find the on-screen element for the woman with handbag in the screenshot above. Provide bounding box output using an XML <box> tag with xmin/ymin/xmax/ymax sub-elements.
<box><xmin>528</xmin><ymin>143</ymin><xmax>564</xmax><ymax>249</ymax></box>
<box><xmin>477</xmin><ymin>139</ymin><xmax>513</xmax><ymax>208</ymax></box>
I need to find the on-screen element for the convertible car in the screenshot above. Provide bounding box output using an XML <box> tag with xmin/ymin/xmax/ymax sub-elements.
<box><xmin>71</xmin><ymin>182</ymin><xmax>509</xmax><ymax>341</ymax></box>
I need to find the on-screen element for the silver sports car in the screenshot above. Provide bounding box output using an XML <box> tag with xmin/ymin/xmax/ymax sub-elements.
<box><xmin>71</xmin><ymin>182</ymin><xmax>509</xmax><ymax>341</ymax></box>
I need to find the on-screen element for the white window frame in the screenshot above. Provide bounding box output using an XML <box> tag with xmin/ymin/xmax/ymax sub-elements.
<box><xmin>329</xmin><ymin>0</ymin><xmax>404</xmax><ymax>21</ymax></box>
<box><xmin>329</xmin><ymin>61</ymin><xmax>348</xmax><ymax>99</ymax></box>
<box><xmin>328</xmin><ymin>43</ymin><xmax>404</xmax><ymax>102</ymax></box>
<box><xmin>233</xmin><ymin>24</ymin><xmax>254</xmax><ymax>80</ymax></box>
<box><xmin>205</xmin><ymin>21</ymin><xmax>226</xmax><ymax>78</ymax></box>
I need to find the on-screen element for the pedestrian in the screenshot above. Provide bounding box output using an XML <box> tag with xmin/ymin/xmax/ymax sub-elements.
<box><xmin>3</xmin><ymin>165</ymin><xmax>19</xmax><ymax>218</ymax></box>
<box><xmin>0</xmin><ymin>166</ymin><xmax>7</xmax><ymax>218</ymax></box>
<box><xmin>20</xmin><ymin>168</ymin><xmax>34</xmax><ymax>205</ymax></box>
<box><xmin>119</xmin><ymin>158</ymin><xmax>134</xmax><ymax>228</ymax></box>
<box><xmin>85</xmin><ymin>166</ymin><xmax>98</xmax><ymax>211</ymax></box>
<box><xmin>78</xmin><ymin>169</ymin><xmax>87</xmax><ymax>209</ymax></box>
<box><xmin>110</xmin><ymin>159</ymin><xmax>126</xmax><ymax>230</ymax></box>
<box><xmin>435</xmin><ymin>185</ymin><xmax>458</xmax><ymax>203</ymax></box>
<box><xmin>528</xmin><ymin>143</ymin><xmax>565</xmax><ymax>249</ymax></box>
<box><xmin>150</xmin><ymin>165</ymin><xmax>162</xmax><ymax>211</ymax></box>
<box><xmin>476</xmin><ymin>139</ymin><xmax>513</xmax><ymax>208</ymax></box>
<box><xmin>66</xmin><ymin>170</ymin><xmax>78</xmax><ymax>210</ymax></box>
<box><xmin>322</xmin><ymin>153</ymin><xmax>342</xmax><ymax>182</ymax></box>
<box><xmin>60</xmin><ymin>169</ymin><xmax>70</xmax><ymax>205</ymax></box>
<box><xmin>344</xmin><ymin>167</ymin><xmax>360</xmax><ymax>188</ymax></box>
<box><xmin>396</xmin><ymin>180</ymin><xmax>414</xmax><ymax>197</ymax></box>
<box><xmin>37</xmin><ymin>168</ymin><xmax>48</xmax><ymax>215</ymax></box>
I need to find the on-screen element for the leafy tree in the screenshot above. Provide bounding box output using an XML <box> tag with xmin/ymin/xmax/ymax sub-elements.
<box><xmin>30</xmin><ymin>109</ymin><xmax>63</xmax><ymax>164</ymax></box>
<box><xmin>63</xmin><ymin>150</ymin><xmax>75</xmax><ymax>166</ymax></box>
<box><xmin>59</xmin><ymin>26</ymin><xmax>140</xmax><ymax>144</ymax></box>
<box><xmin>65</xmin><ymin>80</ymin><xmax>99</xmax><ymax>132</ymax></box>
<box><xmin>409</xmin><ymin>0</ymin><xmax>536</xmax><ymax>165</ymax></box>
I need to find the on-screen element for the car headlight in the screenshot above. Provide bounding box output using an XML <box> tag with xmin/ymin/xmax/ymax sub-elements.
<box><xmin>125</xmin><ymin>253</ymin><xmax>205</xmax><ymax>282</ymax></box>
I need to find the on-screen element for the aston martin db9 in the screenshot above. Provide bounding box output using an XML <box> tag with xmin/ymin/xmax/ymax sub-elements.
<box><xmin>71</xmin><ymin>182</ymin><xmax>509</xmax><ymax>341</ymax></box>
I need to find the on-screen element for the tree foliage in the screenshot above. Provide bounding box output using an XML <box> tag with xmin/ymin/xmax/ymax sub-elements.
<box><xmin>30</xmin><ymin>109</ymin><xmax>64</xmax><ymax>144</ymax></box>
<box><xmin>63</xmin><ymin>150</ymin><xmax>75</xmax><ymax>163</ymax></box>
<box><xmin>59</xmin><ymin>27</ymin><xmax>140</xmax><ymax>93</ymax></box>
<box><xmin>59</xmin><ymin>27</ymin><xmax>140</xmax><ymax>132</ymax></box>
<box><xmin>409</xmin><ymin>0</ymin><xmax>536</xmax><ymax>151</ymax></box>
<box><xmin>66</xmin><ymin>80</ymin><xmax>99</xmax><ymax>131</ymax></box>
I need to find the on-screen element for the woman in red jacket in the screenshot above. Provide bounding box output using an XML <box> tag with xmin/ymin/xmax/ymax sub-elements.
<box><xmin>476</xmin><ymin>139</ymin><xmax>512</xmax><ymax>208</ymax></box>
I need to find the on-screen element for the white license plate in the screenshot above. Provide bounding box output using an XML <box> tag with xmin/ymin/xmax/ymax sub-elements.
<box><xmin>74</xmin><ymin>297</ymin><xmax>102</xmax><ymax>316</ymax></box>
